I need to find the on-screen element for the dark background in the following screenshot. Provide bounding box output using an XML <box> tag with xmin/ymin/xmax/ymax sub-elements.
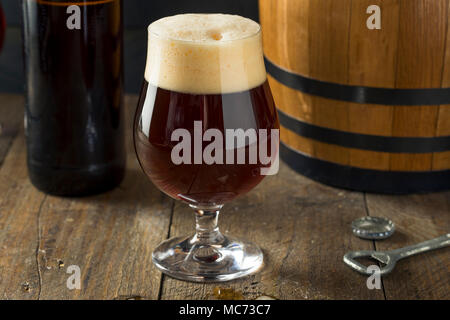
<box><xmin>0</xmin><ymin>0</ymin><xmax>259</xmax><ymax>93</ymax></box>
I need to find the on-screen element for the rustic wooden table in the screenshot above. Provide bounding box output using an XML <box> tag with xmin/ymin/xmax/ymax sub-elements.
<box><xmin>0</xmin><ymin>94</ymin><xmax>448</xmax><ymax>300</ymax></box>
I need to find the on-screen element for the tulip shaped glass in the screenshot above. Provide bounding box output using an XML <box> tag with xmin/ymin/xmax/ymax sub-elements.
<box><xmin>134</xmin><ymin>14</ymin><xmax>279</xmax><ymax>282</ymax></box>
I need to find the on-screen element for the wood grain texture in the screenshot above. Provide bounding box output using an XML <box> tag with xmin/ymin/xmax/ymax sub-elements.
<box><xmin>0</xmin><ymin>131</ymin><xmax>44</xmax><ymax>299</ymax></box>
<box><xmin>0</xmin><ymin>94</ymin><xmax>41</xmax><ymax>300</ymax></box>
<box><xmin>347</xmin><ymin>0</ymin><xmax>399</xmax><ymax>170</ymax></box>
<box><xmin>366</xmin><ymin>192</ymin><xmax>450</xmax><ymax>300</ymax></box>
<box><xmin>35</xmin><ymin>163</ymin><xmax>173</xmax><ymax>300</ymax></box>
<box><xmin>160</xmin><ymin>164</ymin><xmax>385</xmax><ymax>300</ymax></box>
<box><xmin>281</xmin><ymin>125</ymin><xmax>394</xmax><ymax>171</ymax></box>
<box><xmin>0</xmin><ymin>94</ymin><xmax>448</xmax><ymax>299</ymax></box>
<box><xmin>0</xmin><ymin>94</ymin><xmax>23</xmax><ymax>167</ymax></box>
<box><xmin>308</xmin><ymin>0</ymin><xmax>352</xmax><ymax>167</ymax></box>
<box><xmin>260</xmin><ymin>0</ymin><xmax>450</xmax><ymax>173</ymax></box>
<box><xmin>259</xmin><ymin>0</ymin><xmax>310</xmax><ymax>75</ymax></box>
<box><xmin>0</xmin><ymin>95</ymin><xmax>173</xmax><ymax>299</ymax></box>
<box><xmin>433</xmin><ymin>2</ymin><xmax>450</xmax><ymax>170</ymax></box>
<box><xmin>390</xmin><ymin>0</ymin><xmax>448</xmax><ymax>171</ymax></box>
<box><xmin>348</xmin><ymin>0</ymin><xmax>400</xmax><ymax>88</ymax></box>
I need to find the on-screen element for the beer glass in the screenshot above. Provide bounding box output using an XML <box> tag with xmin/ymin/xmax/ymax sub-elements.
<box><xmin>134</xmin><ymin>14</ymin><xmax>279</xmax><ymax>282</ymax></box>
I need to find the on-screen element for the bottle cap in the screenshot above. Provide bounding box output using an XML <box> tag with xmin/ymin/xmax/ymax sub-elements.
<box><xmin>352</xmin><ymin>217</ymin><xmax>395</xmax><ymax>240</ymax></box>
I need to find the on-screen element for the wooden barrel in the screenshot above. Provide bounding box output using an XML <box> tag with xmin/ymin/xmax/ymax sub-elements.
<box><xmin>259</xmin><ymin>0</ymin><xmax>450</xmax><ymax>194</ymax></box>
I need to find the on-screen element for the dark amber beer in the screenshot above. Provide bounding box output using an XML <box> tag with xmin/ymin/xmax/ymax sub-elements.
<box><xmin>22</xmin><ymin>0</ymin><xmax>125</xmax><ymax>196</ymax></box>
<box><xmin>134</xmin><ymin>14</ymin><xmax>280</xmax><ymax>282</ymax></box>
<box><xmin>135</xmin><ymin>80</ymin><xmax>278</xmax><ymax>205</ymax></box>
<box><xmin>134</xmin><ymin>15</ymin><xmax>279</xmax><ymax>206</ymax></box>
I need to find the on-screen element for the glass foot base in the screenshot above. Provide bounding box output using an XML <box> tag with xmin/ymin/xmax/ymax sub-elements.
<box><xmin>152</xmin><ymin>235</ymin><xmax>264</xmax><ymax>282</ymax></box>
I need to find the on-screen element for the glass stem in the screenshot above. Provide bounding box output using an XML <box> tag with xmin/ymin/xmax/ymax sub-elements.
<box><xmin>191</xmin><ymin>205</ymin><xmax>225</xmax><ymax>245</ymax></box>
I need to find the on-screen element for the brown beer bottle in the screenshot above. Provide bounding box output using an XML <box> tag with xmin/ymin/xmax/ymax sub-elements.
<box><xmin>22</xmin><ymin>0</ymin><xmax>126</xmax><ymax>196</ymax></box>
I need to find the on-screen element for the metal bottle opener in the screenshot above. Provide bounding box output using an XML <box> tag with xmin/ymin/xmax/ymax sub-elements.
<box><xmin>344</xmin><ymin>233</ymin><xmax>450</xmax><ymax>276</ymax></box>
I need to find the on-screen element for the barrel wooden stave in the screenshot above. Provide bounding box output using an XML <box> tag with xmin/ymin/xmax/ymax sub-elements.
<box><xmin>260</xmin><ymin>0</ymin><xmax>450</xmax><ymax>192</ymax></box>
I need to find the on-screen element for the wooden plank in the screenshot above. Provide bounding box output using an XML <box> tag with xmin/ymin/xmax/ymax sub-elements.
<box><xmin>160</xmin><ymin>164</ymin><xmax>385</xmax><ymax>300</ymax></box>
<box><xmin>260</xmin><ymin>0</ymin><xmax>310</xmax><ymax>75</ymax></box>
<box><xmin>442</xmin><ymin>1</ymin><xmax>450</xmax><ymax>88</ymax></box>
<box><xmin>1</xmin><ymin>93</ymin><xmax>447</xmax><ymax>300</ymax></box>
<box><xmin>347</xmin><ymin>0</ymin><xmax>400</xmax><ymax>88</ymax></box>
<box><xmin>0</xmin><ymin>131</ymin><xmax>44</xmax><ymax>300</ymax></box>
<box><xmin>0</xmin><ymin>94</ymin><xmax>41</xmax><ymax>300</ymax></box>
<box><xmin>307</xmin><ymin>0</ymin><xmax>352</xmax><ymax>83</ymax></box>
<box><xmin>0</xmin><ymin>94</ymin><xmax>23</xmax><ymax>166</ymax></box>
<box><xmin>261</xmin><ymin>0</ymin><xmax>314</xmax><ymax>160</ymax></box>
<box><xmin>347</xmin><ymin>0</ymin><xmax>399</xmax><ymax>170</ymax></box>
<box><xmin>390</xmin><ymin>0</ymin><xmax>448</xmax><ymax>171</ymax></box>
<box><xmin>36</xmin><ymin>168</ymin><xmax>173</xmax><ymax>299</ymax></box>
<box><xmin>433</xmin><ymin>2</ymin><xmax>450</xmax><ymax>170</ymax></box>
<box><xmin>432</xmin><ymin>150</ymin><xmax>450</xmax><ymax>171</ymax></box>
<box><xmin>281</xmin><ymin>126</ymin><xmax>397</xmax><ymax>171</ymax></box>
<box><xmin>35</xmin><ymin>95</ymin><xmax>173</xmax><ymax>299</ymax></box>
<box><xmin>308</xmin><ymin>0</ymin><xmax>352</xmax><ymax>166</ymax></box>
<box><xmin>366</xmin><ymin>192</ymin><xmax>450</xmax><ymax>300</ymax></box>
<box><xmin>0</xmin><ymin>95</ymin><xmax>173</xmax><ymax>299</ymax></box>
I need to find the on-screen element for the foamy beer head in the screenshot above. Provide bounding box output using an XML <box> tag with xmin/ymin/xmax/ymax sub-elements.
<box><xmin>145</xmin><ymin>14</ymin><xmax>267</xmax><ymax>94</ymax></box>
